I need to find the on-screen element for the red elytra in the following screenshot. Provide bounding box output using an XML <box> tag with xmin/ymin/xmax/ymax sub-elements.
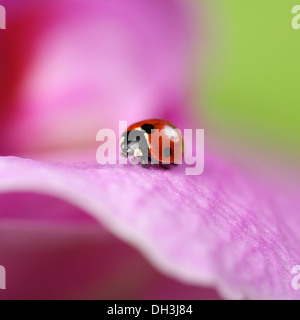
<box><xmin>121</xmin><ymin>119</ymin><xmax>184</xmax><ymax>166</ymax></box>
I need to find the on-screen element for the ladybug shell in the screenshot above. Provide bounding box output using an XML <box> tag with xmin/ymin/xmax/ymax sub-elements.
<box><xmin>126</xmin><ymin>119</ymin><xmax>183</xmax><ymax>164</ymax></box>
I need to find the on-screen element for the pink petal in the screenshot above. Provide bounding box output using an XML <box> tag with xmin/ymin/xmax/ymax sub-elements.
<box><xmin>0</xmin><ymin>192</ymin><xmax>220</xmax><ymax>300</ymax></box>
<box><xmin>0</xmin><ymin>156</ymin><xmax>299</xmax><ymax>299</ymax></box>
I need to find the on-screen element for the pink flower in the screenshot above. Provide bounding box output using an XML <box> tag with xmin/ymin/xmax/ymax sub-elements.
<box><xmin>0</xmin><ymin>0</ymin><xmax>299</xmax><ymax>300</ymax></box>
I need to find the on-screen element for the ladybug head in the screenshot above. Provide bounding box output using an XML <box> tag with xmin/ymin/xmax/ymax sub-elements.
<box><xmin>120</xmin><ymin>130</ymin><xmax>149</xmax><ymax>159</ymax></box>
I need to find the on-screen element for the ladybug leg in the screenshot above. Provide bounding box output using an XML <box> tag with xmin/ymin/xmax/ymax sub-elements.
<box><xmin>148</xmin><ymin>157</ymin><xmax>169</xmax><ymax>170</ymax></box>
<box><xmin>141</xmin><ymin>160</ymin><xmax>146</xmax><ymax>168</ymax></box>
<box><xmin>159</xmin><ymin>164</ymin><xmax>170</xmax><ymax>170</ymax></box>
<box><xmin>140</xmin><ymin>156</ymin><xmax>147</xmax><ymax>168</ymax></box>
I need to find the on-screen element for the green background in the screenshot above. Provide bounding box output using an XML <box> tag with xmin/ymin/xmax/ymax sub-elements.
<box><xmin>200</xmin><ymin>0</ymin><xmax>299</xmax><ymax>169</ymax></box>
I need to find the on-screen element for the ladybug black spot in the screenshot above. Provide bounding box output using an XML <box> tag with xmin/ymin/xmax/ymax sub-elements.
<box><xmin>164</xmin><ymin>147</ymin><xmax>172</xmax><ymax>158</ymax></box>
<box><xmin>141</xmin><ymin>123</ymin><xmax>155</xmax><ymax>134</ymax></box>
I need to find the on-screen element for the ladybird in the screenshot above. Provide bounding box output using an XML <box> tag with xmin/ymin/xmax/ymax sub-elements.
<box><xmin>120</xmin><ymin>119</ymin><xmax>183</xmax><ymax>168</ymax></box>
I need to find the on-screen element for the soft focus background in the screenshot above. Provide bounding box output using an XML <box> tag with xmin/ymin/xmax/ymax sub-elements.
<box><xmin>0</xmin><ymin>0</ymin><xmax>299</xmax><ymax>299</ymax></box>
<box><xmin>1</xmin><ymin>0</ymin><xmax>299</xmax><ymax>173</ymax></box>
<box><xmin>202</xmin><ymin>0</ymin><xmax>300</xmax><ymax>177</ymax></box>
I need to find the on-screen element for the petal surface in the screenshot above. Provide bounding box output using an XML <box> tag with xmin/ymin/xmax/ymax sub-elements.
<box><xmin>0</xmin><ymin>193</ymin><xmax>220</xmax><ymax>300</ymax></box>
<box><xmin>0</xmin><ymin>156</ymin><xmax>299</xmax><ymax>299</ymax></box>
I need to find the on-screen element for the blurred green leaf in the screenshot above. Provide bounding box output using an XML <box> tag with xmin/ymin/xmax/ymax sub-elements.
<box><xmin>203</xmin><ymin>0</ymin><xmax>300</xmax><ymax>165</ymax></box>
